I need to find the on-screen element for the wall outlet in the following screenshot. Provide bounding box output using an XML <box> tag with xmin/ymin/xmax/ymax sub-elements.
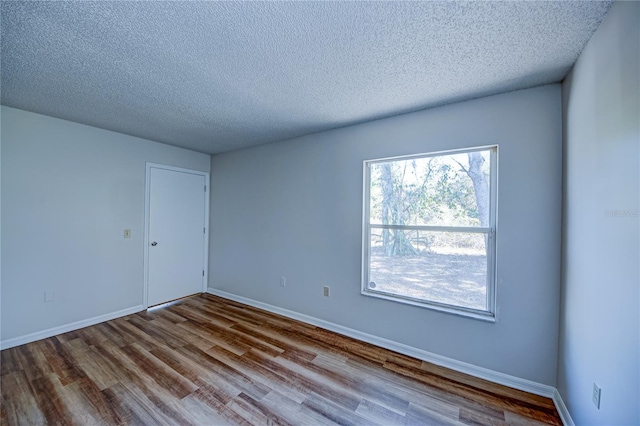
<box><xmin>44</xmin><ymin>291</ymin><xmax>55</xmax><ymax>303</ymax></box>
<box><xmin>123</xmin><ymin>229</ymin><xmax>131</xmax><ymax>238</ymax></box>
<box><xmin>323</xmin><ymin>286</ymin><xmax>330</xmax><ymax>297</ymax></box>
<box><xmin>280</xmin><ymin>277</ymin><xmax>286</xmax><ymax>287</ymax></box>
<box><xmin>592</xmin><ymin>383</ymin><xmax>601</xmax><ymax>409</ymax></box>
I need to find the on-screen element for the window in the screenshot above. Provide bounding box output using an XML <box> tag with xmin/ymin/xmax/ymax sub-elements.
<box><xmin>362</xmin><ymin>146</ymin><xmax>497</xmax><ymax>320</ymax></box>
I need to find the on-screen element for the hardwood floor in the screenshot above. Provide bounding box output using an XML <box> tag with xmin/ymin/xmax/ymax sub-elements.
<box><xmin>1</xmin><ymin>294</ymin><xmax>562</xmax><ymax>425</ymax></box>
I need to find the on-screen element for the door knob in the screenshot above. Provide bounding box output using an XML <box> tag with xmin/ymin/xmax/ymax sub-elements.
<box><xmin>151</xmin><ymin>241</ymin><xmax>158</xmax><ymax>246</ymax></box>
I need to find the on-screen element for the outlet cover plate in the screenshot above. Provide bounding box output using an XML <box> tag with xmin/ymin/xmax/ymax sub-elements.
<box><xmin>592</xmin><ymin>383</ymin><xmax>601</xmax><ymax>409</ymax></box>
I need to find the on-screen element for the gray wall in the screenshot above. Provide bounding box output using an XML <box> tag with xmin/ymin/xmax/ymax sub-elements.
<box><xmin>209</xmin><ymin>85</ymin><xmax>562</xmax><ymax>385</ymax></box>
<box><xmin>1</xmin><ymin>106</ymin><xmax>210</xmax><ymax>342</ymax></box>
<box><xmin>558</xmin><ymin>2</ymin><xmax>640</xmax><ymax>424</ymax></box>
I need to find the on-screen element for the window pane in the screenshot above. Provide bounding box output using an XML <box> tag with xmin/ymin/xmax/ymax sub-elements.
<box><xmin>368</xmin><ymin>230</ymin><xmax>487</xmax><ymax>311</ymax></box>
<box><xmin>369</xmin><ymin>150</ymin><xmax>491</xmax><ymax>227</ymax></box>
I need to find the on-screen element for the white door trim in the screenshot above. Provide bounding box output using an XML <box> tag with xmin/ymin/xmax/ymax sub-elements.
<box><xmin>144</xmin><ymin>163</ymin><xmax>210</xmax><ymax>309</ymax></box>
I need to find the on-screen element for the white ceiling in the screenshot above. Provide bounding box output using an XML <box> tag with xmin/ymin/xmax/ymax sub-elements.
<box><xmin>1</xmin><ymin>1</ymin><xmax>612</xmax><ymax>154</ymax></box>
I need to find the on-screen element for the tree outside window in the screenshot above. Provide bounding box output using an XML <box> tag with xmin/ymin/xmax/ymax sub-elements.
<box><xmin>363</xmin><ymin>146</ymin><xmax>497</xmax><ymax>319</ymax></box>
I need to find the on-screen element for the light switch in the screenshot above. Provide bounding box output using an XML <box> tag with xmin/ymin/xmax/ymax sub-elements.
<box><xmin>124</xmin><ymin>229</ymin><xmax>131</xmax><ymax>238</ymax></box>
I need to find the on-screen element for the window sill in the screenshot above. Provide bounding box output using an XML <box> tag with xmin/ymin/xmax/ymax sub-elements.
<box><xmin>361</xmin><ymin>289</ymin><xmax>496</xmax><ymax>323</ymax></box>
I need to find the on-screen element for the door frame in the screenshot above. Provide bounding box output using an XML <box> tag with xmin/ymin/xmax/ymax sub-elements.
<box><xmin>143</xmin><ymin>162</ymin><xmax>210</xmax><ymax>309</ymax></box>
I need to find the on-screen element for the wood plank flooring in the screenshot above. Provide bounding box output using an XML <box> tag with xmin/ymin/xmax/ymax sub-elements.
<box><xmin>1</xmin><ymin>294</ymin><xmax>562</xmax><ymax>425</ymax></box>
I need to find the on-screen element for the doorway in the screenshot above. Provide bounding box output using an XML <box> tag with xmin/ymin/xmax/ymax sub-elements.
<box><xmin>144</xmin><ymin>163</ymin><xmax>209</xmax><ymax>307</ymax></box>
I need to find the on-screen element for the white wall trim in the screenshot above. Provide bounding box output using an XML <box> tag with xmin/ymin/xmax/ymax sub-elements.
<box><xmin>553</xmin><ymin>389</ymin><xmax>575</xmax><ymax>426</ymax></box>
<box><xmin>0</xmin><ymin>305</ymin><xmax>145</xmax><ymax>350</ymax></box>
<box><xmin>207</xmin><ymin>288</ymin><xmax>556</xmax><ymax>399</ymax></box>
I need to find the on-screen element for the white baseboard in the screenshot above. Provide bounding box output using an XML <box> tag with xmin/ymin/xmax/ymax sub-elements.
<box><xmin>0</xmin><ymin>305</ymin><xmax>145</xmax><ymax>350</ymax></box>
<box><xmin>553</xmin><ymin>389</ymin><xmax>575</xmax><ymax>426</ymax></box>
<box><xmin>207</xmin><ymin>288</ymin><xmax>556</xmax><ymax>399</ymax></box>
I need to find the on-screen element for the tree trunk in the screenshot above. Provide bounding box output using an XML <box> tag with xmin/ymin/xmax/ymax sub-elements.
<box><xmin>379</xmin><ymin>163</ymin><xmax>417</xmax><ymax>256</ymax></box>
<box><xmin>380</xmin><ymin>163</ymin><xmax>393</xmax><ymax>255</ymax></box>
<box><xmin>467</xmin><ymin>152</ymin><xmax>490</xmax><ymax>252</ymax></box>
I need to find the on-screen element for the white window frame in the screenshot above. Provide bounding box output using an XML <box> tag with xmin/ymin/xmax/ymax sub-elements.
<box><xmin>361</xmin><ymin>145</ymin><xmax>498</xmax><ymax>322</ymax></box>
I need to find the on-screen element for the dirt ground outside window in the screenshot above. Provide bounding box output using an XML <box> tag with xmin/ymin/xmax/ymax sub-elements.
<box><xmin>369</xmin><ymin>252</ymin><xmax>487</xmax><ymax>310</ymax></box>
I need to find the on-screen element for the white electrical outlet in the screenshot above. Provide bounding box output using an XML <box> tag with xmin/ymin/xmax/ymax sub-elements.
<box><xmin>323</xmin><ymin>286</ymin><xmax>330</xmax><ymax>297</ymax></box>
<box><xmin>280</xmin><ymin>277</ymin><xmax>286</xmax><ymax>287</ymax></box>
<box><xmin>592</xmin><ymin>383</ymin><xmax>601</xmax><ymax>409</ymax></box>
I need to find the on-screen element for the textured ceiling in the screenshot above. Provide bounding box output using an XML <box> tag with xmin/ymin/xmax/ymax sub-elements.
<box><xmin>1</xmin><ymin>1</ymin><xmax>612</xmax><ymax>154</ymax></box>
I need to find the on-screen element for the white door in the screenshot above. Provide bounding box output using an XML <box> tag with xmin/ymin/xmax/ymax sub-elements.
<box><xmin>147</xmin><ymin>166</ymin><xmax>207</xmax><ymax>307</ymax></box>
